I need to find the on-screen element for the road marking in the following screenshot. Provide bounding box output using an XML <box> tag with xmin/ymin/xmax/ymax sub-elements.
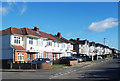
<box><xmin>49</xmin><ymin>58</ymin><xmax>112</xmax><ymax>79</ymax></box>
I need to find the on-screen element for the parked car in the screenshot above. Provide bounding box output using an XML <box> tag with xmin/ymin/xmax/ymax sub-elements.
<box><xmin>97</xmin><ymin>56</ymin><xmax>102</xmax><ymax>59</ymax></box>
<box><xmin>31</xmin><ymin>58</ymin><xmax>51</xmax><ymax>64</ymax></box>
<box><xmin>72</xmin><ymin>54</ymin><xmax>84</xmax><ymax>62</ymax></box>
<box><xmin>72</xmin><ymin>54</ymin><xmax>92</xmax><ymax>62</ymax></box>
<box><xmin>113</xmin><ymin>54</ymin><xmax>120</xmax><ymax>59</ymax></box>
<box><xmin>59</xmin><ymin>56</ymin><xmax>78</xmax><ymax>65</ymax></box>
<box><xmin>59</xmin><ymin>56</ymin><xmax>77</xmax><ymax>61</ymax></box>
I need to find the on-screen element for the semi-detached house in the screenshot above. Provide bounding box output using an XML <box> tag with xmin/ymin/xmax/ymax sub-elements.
<box><xmin>0</xmin><ymin>26</ymin><xmax>74</xmax><ymax>63</ymax></box>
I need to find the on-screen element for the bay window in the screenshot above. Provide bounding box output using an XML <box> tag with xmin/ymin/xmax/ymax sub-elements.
<box><xmin>46</xmin><ymin>52</ymin><xmax>52</xmax><ymax>58</ymax></box>
<box><xmin>17</xmin><ymin>53</ymin><xmax>24</xmax><ymax>61</ymax></box>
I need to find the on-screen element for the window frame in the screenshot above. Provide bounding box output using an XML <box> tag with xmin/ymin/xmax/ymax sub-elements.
<box><xmin>29</xmin><ymin>37</ymin><xmax>33</xmax><ymax>45</ymax></box>
<box><xmin>14</xmin><ymin>36</ymin><xmax>20</xmax><ymax>44</ymax></box>
<box><xmin>17</xmin><ymin>53</ymin><xmax>24</xmax><ymax>61</ymax></box>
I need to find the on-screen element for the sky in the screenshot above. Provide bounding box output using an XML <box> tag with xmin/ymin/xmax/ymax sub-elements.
<box><xmin>1</xmin><ymin>2</ymin><xmax>119</xmax><ymax>49</ymax></box>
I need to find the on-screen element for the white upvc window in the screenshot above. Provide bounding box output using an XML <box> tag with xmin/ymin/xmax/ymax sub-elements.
<box><xmin>17</xmin><ymin>53</ymin><xmax>24</xmax><ymax>61</ymax></box>
<box><xmin>54</xmin><ymin>42</ymin><xmax>56</xmax><ymax>47</ymax></box>
<box><xmin>36</xmin><ymin>39</ymin><xmax>39</xmax><ymax>45</ymax></box>
<box><xmin>14</xmin><ymin>36</ymin><xmax>20</xmax><ymax>44</ymax></box>
<box><xmin>57</xmin><ymin>43</ymin><xmax>59</xmax><ymax>47</ymax></box>
<box><xmin>47</xmin><ymin>40</ymin><xmax>52</xmax><ymax>46</ymax></box>
<box><xmin>46</xmin><ymin>52</ymin><xmax>52</xmax><ymax>58</ymax></box>
<box><xmin>39</xmin><ymin>39</ymin><xmax>43</xmax><ymax>46</ymax></box>
<box><xmin>29</xmin><ymin>37</ymin><xmax>33</xmax><ymax>45</ymax></box>
<box><xmin>27</xmin><ymin>54</ymin><xmax>30</xmax><ymax>60</ymax></box>
<box><xmin>35</xmin><ymin>53</ymin><xmax>43</xmax><ymax>59</ymax></box>
<box><xmin>62</xmin><ymin>43</ymin><xmax>65</xmax><ymax>48</ymax></box>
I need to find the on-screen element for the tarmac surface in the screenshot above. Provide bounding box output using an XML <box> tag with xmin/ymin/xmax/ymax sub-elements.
<box><xmin>1</xmin><ymin>57</ymin><xmax>120</xmax><ymax>80</ymax></box>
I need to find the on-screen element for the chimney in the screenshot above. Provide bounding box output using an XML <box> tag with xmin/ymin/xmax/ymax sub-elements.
<box><xmin>34</xmin><ymin>26</ymin><xmax>39</xmax><ymax>32</ymax></box>
<box><xmin>57</xmin><ymin>32</ymin><xmax>61</xmax><ymax>38</ymax></box>
<box><xmin>77</xmin><ymin>38</ymin><xmax>80</xmax><ymax>41</ymax></box>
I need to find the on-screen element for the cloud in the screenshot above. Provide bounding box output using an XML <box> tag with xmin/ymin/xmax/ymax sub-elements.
<box><xmin>0</xmin><ymin>7</ymin><xmax>7</xmax><ymax>15</ymax></box>
<box><xmin>0</xmin><ymin>2</ymin><xmax>27</xmax><ymax>16</ymax></box>
<box><xmin>20</xmin><ymin>5</ymin><xmax>27</xmax><ymax>15</ymax></box>
<box><xmin>88</xmin><ymin>17</ymin><xmax>118</xmax><ymax>32</ymax></box>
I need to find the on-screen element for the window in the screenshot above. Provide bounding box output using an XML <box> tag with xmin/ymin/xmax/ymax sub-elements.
<box><xmin>29</xmin><ymin>37</ymin><xmax>33</xmax><ymax>45</ymax></box>
<box><xmin>27</xmin><ymin>54</ymin><xmax>30</xmax><ymax>59</ymax></box>
<box><xmin>39</xmin><ymin>40</ymin><xmax>43</xmax><ymax>46</ymax></box>
<box><xmin>18</xmin><ymin>53</ymin><xmax>24</xmax><ymax>61</ymax></box>
<box><xmin>57</xmin><ymin>43</ymin><xmax>59</xmax><ymax>47</ymax></box>
<box><xmin>46</xmin><ymin>52</ymin><xmax>52</xmax><ymax>58</ymax></box>
<box><xmin>36</xmin><ymin>53</ymin><xmax>43</xmax><ymax>58</ymax></box>
<box><xmin>47</xmin><ymin>40</ymin><xmax>52</xmax><ymax>46</ymax></box>
<box><xmin>54</xmin><ymin>42</ymin><xmax>56</xmax><ymax>47</ymax></box>
<box><xmin>39</xmin><ymin>53</ymin><xmax>43</xmax><ymax>58</ymax></box>
<box><xmin>36</xmin><ymin>39</ymin><xmax>39</xmax><ymax>45</ymax></box>
<box><xmin>14</xmin><ymin>36</ymin><xmax>20</xmax><ymax>44</ymax></box>
<box><xmin>62</xmin><ymin>44</ymin><xmax>65</xmax><ymax>48</ymax></box>
<box><xmin>35</xmin><ymin>54</ymin><xmax>38</xmax><ymax>59</ymax></box>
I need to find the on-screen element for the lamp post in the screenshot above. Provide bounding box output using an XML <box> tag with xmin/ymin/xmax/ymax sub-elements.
<box><xmin>104</xmin><ymin>38</ymin><xmax>106</xmax><ymax>45</ymax></box>
<box><xmin>104</xmin><ymin>38</ymin><xmax>106</xmax><ymax>59</ymax></box>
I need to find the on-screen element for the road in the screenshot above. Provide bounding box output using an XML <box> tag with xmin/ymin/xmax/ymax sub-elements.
<box><xmin>51</xmin><ymin>58</ymin><xmax>120</xmax><ymax>80</ymax></box>
<box><xmin>1</xmin><ymin>58</ymin><xmax>120</xmax><ymax>80</ymax></box>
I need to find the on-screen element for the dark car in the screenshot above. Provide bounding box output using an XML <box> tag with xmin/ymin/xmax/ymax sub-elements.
<box><xmin>59</xmin><ymin>56</ymin><xmax>78</xmax><ymax>64</ymax></box>
<box><xmin>72</xmin><ymin>54</ymin><xmax>92</xmax><ymax>62</ymax></box>
<box><xmin>31</xmin><ymin>58</ymin><xmax>51</xmax><ymax>64</ymax></box>
<box><xmin>59</xmin><ymin>56</ymin><xmax>77</xmax><ymax>60</ymax></box>
<box><xmin>113</xmin><ymin>54</ymin><xmax>120</xmax><ymax>59</ymax></box>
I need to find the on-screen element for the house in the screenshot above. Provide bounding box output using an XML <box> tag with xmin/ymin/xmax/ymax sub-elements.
<box><xmin>0</xmin><ymin>26</ymin><xmax>74</xmax><ymax>64</ymax></box>
<box><xmin>95</xmin><ymin>43</ymin><xmax>104</xmax><ymax>56</ymax></box>
<box><xmin>89</xmin><ymin>42</ymin><xmax>96</xmax><ymax>60</ymax></box>
<box><xmin>69</xmin><ymin>38</ymin><xmax>81</xmax><ymax>54</ymax></box>
<box><xmin>79</xmin><ymin>39</ymin><xmax>89</xmax><ymax>55</ymax></box>
<box><xmin>53</xmin><ymin>32</ymin><xmax>76</xmax><ymax>57</ymax></box>
<box><xmin>70</xmin><ymin>38</ymin><xmax>90</xmax><ymax>55</ymax></box>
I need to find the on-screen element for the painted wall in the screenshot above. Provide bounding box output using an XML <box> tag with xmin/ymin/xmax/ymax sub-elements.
<box><xmin>1</xmin><ymin>34</ymin><xmax>13</xmax><ymax>59</ymax></box>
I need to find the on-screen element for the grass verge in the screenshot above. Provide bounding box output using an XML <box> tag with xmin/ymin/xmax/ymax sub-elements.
<box><xmin>53</xmin><ymin>64</ymin><xmax>72</xmax><ymax>68</ymax></box>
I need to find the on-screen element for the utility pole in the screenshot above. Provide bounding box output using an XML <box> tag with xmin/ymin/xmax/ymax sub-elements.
<box><xmin>104</xmin><ymin>38</ymin><xmax>106</xmax><ymax>59</ymax></box>
<box><xmin>104</xmin><ymin>38</ymin><xmax>106</xmax><ymax>45</ymax></box>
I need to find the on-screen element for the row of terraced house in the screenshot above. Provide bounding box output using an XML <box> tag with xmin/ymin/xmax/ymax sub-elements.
<box><xmin>0</xmin><ymin>26</ymin><xmax>119</xmax><ymax>64</ymax></box>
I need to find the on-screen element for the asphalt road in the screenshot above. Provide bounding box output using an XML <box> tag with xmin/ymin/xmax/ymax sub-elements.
<box><xmin>51</xmin><ymin>58</ymin><xmax>120</xmax><ymax>80</ymax></box>
<box><xmin>1</xmin><ymin>58</ymin><xmax>120</xmax><ymax>80</ymax></box>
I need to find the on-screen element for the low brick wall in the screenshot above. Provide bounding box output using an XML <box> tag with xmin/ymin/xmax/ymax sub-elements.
<box><xmin>69</xmin><ymin>60</ymin><xmax>78</xmax><ymax>66</ymax></box>
<box><xmin>12</xmin><ymin>63</ymin><xmax>31</xmax><ymax>69</ymax></box>
<box><xmin>32</xmin><ymin>63</ymin><xmax>53</xmax><ymax>69</ymax></box>
<box><xmin>12</xmin><ymin>63</ymin><xmax>53</xmax><ymax>69</ymax></box>
<box><xmin>59</xmin><ymin>59</ymin><xmax>78</xmax><ymax>65</ymax></box>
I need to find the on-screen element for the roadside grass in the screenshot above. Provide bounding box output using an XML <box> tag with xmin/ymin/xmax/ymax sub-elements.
<box><xmin>53</xmin><ymin>64</ymin><xmax>72</xmax><ymax>68</ymax></box>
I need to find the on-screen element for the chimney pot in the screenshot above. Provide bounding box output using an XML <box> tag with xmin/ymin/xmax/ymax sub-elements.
<box><xmin>34</xmin><ymin>26</ymin><xmax>39</xmax><ymax>32</ymax></box>
<box><xmin>77</xmin><ymin>38</ymin><xmax>80</xmax><ymax>41</ymax></box>
<box><xmin>57</xmin><ymin>32</ymin><xmax>61</xmax><ymax>38</ymax></box>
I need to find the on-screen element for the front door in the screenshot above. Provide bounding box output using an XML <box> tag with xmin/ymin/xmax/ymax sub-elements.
<box><xmin>30</xmin><ymin>54</ymin><xmax>33</xmax><ymax>61</ymax></box>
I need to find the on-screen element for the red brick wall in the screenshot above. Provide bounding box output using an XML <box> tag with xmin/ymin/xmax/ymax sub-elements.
<box><xmin>43</xmin><ymin>51</ymin><xmax>46</xmax><ymax>58</ymax></box>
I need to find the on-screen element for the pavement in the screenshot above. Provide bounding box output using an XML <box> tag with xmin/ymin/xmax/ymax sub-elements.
<box><xmin>2</xmin><ymin>57</ymin><xmax>118</xmax><ymax>80</ymax></box>
<box><xmin>1</xmin><ymin>57</ymin><xmax>111</xmax><ymax>72</ymax></box>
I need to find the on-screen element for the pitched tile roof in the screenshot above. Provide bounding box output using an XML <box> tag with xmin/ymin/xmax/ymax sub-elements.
<box><xmin>11</xmin><ymin>45</ymin><xmax>26</xmax><ymax>51</ymax></box>
<box><xmin>1</xmin><ymin>27</ymin><xmax>59</xmax><ymax>41</ymax></box>
<box><xmin>38</xmin><ymin>31</ymin><xmax>58</xmax><ymax>41</ymax></box>
<box><xmin>50</xmin><ymin>34</ymin><xmax>75</xmax><ymax>44</ymax></box>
